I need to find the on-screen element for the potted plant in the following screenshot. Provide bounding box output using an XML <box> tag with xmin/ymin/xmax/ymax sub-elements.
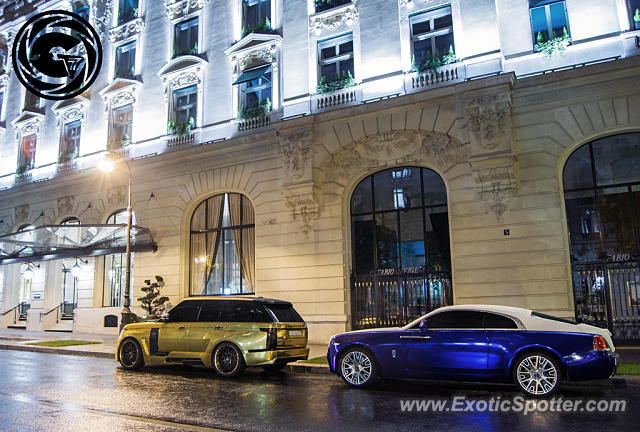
<box><xmin>316</xmin><ymin>70</ymin><xmax>355</xmax><ymax>94</ymax></box>
<box><xmin>238</xmin><ymin>98</ymin><xmax>271</xmax><ymax>120</ymax></box>
<box><xmin>534</xmin><ymin>27</ymin><xmax>571</xmax><ymax>57</ymax></box>
<box><xmin>137</xmin><ymin>276</ymin><xmax>170</xmax><ymax>320</ymax></box>
<box><xmin>635</xmin><ymin>9</ymin><xmax>640</xmax><ymax>30</ymax></box>
<box><xmin>168</xmin><ymin>116</ymin><xmax>195</xmax><ymax>136</ymax></box>
<box><xmin>411</xmin><ymin>45</ymin><xmax>456</xmax><ymax>75</ymax></box>
<box><xmin>58</xmin><ymin>148</ymin><xmax>79</xmax><ymax>163</ymax></box>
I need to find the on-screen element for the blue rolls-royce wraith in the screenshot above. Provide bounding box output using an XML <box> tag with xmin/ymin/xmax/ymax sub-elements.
<box><xmin>327</xmin><ymin>305</ymin><xmax>619</xmax><ymax>397</ymax></box>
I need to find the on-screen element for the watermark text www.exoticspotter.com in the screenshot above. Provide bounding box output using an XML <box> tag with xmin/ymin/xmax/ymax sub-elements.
<box><xmin>400</xmin><ymin>396</ymin><xmax>627</xmax><ymax>415</ymax></box>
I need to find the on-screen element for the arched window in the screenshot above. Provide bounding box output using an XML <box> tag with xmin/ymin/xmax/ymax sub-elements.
<box><xmin>103</xmin><ymin>210</ymin><xmax>135</xmax><ymax>307</ymax></box>
<box><xmin>190</xmin><ymin>193</ymin><xmax>255</xmax><ymax>295</ymax></box>
<box><xmin>350</xmin><ymin>167</ymin><xmax>452</xmax><ymax>329</ymax></box>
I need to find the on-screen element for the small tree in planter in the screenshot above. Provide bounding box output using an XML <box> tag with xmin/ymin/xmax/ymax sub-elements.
<box><xmin>168</xmin><ymin>117</ymin><xmax>195</xmax><ymax>136</ymax></box>
<box><xmin>137</xmin><ymin>276</ymin><xmax>170</xmax><ymax>319</ymax></box>
<box><xmin>534</xmin><ymin>27</ymin><xmax>571</xmax><ymax>57</ymax></box>
<box><xmin>635</xmin><ymin>9</ymin><xmax>640</xmax><ymax>30</ymax></box>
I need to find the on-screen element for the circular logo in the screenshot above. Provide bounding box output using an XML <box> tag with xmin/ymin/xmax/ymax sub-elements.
<box><xmin>12</xmin><ymin>10</ymin><xmax>102</xmax><ymax>101</ymax></box>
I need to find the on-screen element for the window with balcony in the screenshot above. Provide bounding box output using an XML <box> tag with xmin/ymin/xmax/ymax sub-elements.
<box><xmin>59</xmin><ymin>120</ymin><xmax>81</xmax><ymax>163</ymax></box>
<box><xmin>530</xmin><ymin>1</ymin><xmax>570</xmax><ymax>49</ymax></box>
<box><xmin>174</xmin><ymin>17</ymin><xmax>199</xmax><ymax>58</ymax></box>
<box><xmin>118</xmin><ymin>0</ymin><xmax>139</xmax><ymax>25</ymax></box>
<box><xmin>317</xmin><ymin>33</ymin><xmax>354</xmax><ymax>93</ymax></box>
<box><xmin>169</xmin><ymin>85</ymin><xmax>197</xmax><ymax>133</ymax></box>
<box><xmin>24</xmin><ymin>89</ymin><xmax>43</xmax><ymax>112</ymax></box>
<box><xmin>235</xmin><ymin>65</ymin><xmax>272</xmax><ymax>119</ymax></box>
<box><xmin>629</xmin><ymin>0</ymin><xmax>640</xmax><ymax>29</ymax></box>
<box><xmin>314</xmin><ymin>0</ymin><xmax>351</xmax><ymax>13</ymax></box>
<box><xmin>17</xmin><ymin>134</ymin><xmax>37</xmax><ymax>174</ymax></box>
<box><xmin>242</xmin><ymin>0</ymin><xmax>272</xmax><ymax>37</ymax></box>
<box><xmin>410</xmin><ymin>6</ymin><xmax>455</xmax><ymax>73</ymax></box>
<box><xmin>109</xmin><ymin>104</ymin><xmax>133</xmax><ymax>149</ymax></box>
<box><xmin>114</xmin><ymin>41</ymin><xmax>136</xmax><ymax>79</ymax></box>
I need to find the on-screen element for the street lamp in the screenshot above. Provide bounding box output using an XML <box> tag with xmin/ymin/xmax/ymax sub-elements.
<box><xmin>99</xmin><ymin>151</ymin><xmax>135</xmax><ymax>331</ymax></box>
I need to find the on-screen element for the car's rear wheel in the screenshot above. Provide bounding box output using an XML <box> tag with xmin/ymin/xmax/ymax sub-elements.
<box><xmin>513</xmin><ymin>351</ymin><xmax>560</xmax><ymax>397</ymax></box>
<box><xmin>119</xmin><ymin>338</ymin><xmax>144</xmax><ymax>370</ymax></box>
<box><xmin>212</xmin><ymin>342</ymin><xmax>245</xmax><ymax>377</ymax></box>
<box><xmin>339</xmin><ymin>347</ymin><xmax>377</xmax><ymax>388</ymax></box>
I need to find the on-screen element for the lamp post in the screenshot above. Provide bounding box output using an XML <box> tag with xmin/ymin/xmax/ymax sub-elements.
<box><xmin>99</xmin><ymin>152</ymin><xmax>134</xmax><ymax>331</ymax></box>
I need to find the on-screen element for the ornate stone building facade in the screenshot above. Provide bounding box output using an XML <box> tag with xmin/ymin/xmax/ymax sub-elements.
<box><xmin>0</xmin><ymin>0</ymin><xmax>639</xmax><ymax>343</ymax></box>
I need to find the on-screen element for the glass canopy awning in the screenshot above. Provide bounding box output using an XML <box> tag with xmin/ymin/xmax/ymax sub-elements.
<box><xmin>0</xmin><ymin>224</ymin><xmax>157</xmax><ymax>265</ymax></box>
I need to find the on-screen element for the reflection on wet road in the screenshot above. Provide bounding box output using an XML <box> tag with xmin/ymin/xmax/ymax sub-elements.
<box><xmin>0</xmin><ymin>350</ymin><xmax>637</xmax><ymax>431</ymax></box>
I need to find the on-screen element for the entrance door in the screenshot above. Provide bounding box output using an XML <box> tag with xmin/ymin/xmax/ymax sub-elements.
<box><xmin>18</xmin><ymin>264</ymin><xmax>31</xmax><ymax>320</ymax></box>
<box><xmin>61</xmin><ymin>265</ymin><xmax>77</xmax><ymax>318</ymax></box>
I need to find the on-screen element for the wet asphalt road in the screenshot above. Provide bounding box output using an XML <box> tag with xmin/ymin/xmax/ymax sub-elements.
<box><xmin>0</xmin><ymin>350</ymin><xmax>638</xmax><ymax>432</ymax></box>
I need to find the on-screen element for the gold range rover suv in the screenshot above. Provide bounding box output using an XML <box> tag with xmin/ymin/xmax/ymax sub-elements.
<box><xmin>116</xmin><ymin>296</ymin><xmax>309</xmax><ymax>376</ymax></box>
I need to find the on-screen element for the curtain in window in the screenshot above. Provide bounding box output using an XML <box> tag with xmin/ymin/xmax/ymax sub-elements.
<box><xmin>190</xmin><ymin>195</ymin><xmax>224</xmax><ymax>294</ymax></box>
<box><xmin>228</xmin><ymin>194</ymin><xmax>255</xmax><ymax>293</ymax></box>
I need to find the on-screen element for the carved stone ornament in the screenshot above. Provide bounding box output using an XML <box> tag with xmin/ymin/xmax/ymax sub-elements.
<box><xmin>310</xmin><ymin>1</ymin><xmax>358</xmax><ymax>35</ymax></box>
<box><xmin>399</xmin><ymin>0</ymin><xmax>434</xmax><ymax>9</ymax></box>
<box><xmin>108</xmin><ymin>17</ymin><xmax>145</xmax><ymax>43</ymax></box>
<box><xmin>57</xmin><ymin>195</ymin><xmax>75</xmax><ymax>216</ymax></box>
<box><xmin>164</xmin><ymin>0</ymin><xmax>210</xmax><ymax>21</ymax></box>
<box><xmin>0</xmin><ymin>73</ymin><xmax>9</xmax><ymax>88</ymax></box>
<box><xmin>284</xmin><ymin>191</ymin><xmax>320</xmax><ymax>237</ymax></box>
<box><xmin>322</xmin><ymin>130</ymin><xmax>469</xmax><ymax>182</ymax></box>
<box><xmin>465</xmin><ymin>94</ymin><xmax>511</xmax><ymax>151</ymax></box>
<box><xmin>230</xmin><ymin>45</ymin><xmax>279</xmax><ymax>78</ymax></box>
<box><xmin>167</xmin><ymin>71</ymin><xmax>200</xmax><ymax>90</ymax></box>
<box><xmin>280</xmin><ymin>131</ymin><xmax>312</xmax><ymax>180</ymax></box>
<box><xmin>60</xmin><ymin>107</ymin><xmax>84</xmax><ymax>123</ymax></box>
<box><xmin>110</xmin><ymin>90</ymin><xmax>136</xmax><ymax>108</ymax></box>
<box><xmin>107</xmin><ymin>185</ymin><xmax>127</xmax><ymax>206</ymax></box>
<box><xmin>14</xmin><ymin>119</ymin><xmax>41</xmax><ymax>138</ymax></box>
<box><xmin>92</xmin><ymin>0</ymin><xmax>115</xmax><ymax>39</ymax></box>
<box><xmin>471</xmin><ymin>154</ymin><xmax>518</xmax><ymax>220</ymax></box>
<box><xmin>15</xmin><ymin>204</ymin><xmax>29</xmax><ymax>223</ymax></box>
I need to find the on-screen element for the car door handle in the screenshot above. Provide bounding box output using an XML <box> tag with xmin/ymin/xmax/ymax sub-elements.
<box><xmin>214</xmin><ymin>326</ymin><xmax>224</xmax><ymax>330</ymax></box>
<box><xmin>400</xmin><ymin>335</ymin><xmax>431</xmax><ymax>339</ymax></box>
<box><xmin>177</xmin><ymin>326</ymin><xmax>186</xmax><ymax>330</ymax></box>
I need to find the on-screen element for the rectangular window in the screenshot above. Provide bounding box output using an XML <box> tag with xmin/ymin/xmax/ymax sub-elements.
<box><xmin>173</xmin><ymin>85</ymin><xmax>197</xmax><ymax>125</ymax></box>
<box><xmin>242</xmin><ymin>0</ymin><xmax>271</xmax><ymax>36</ymax></box>
<box><xmin>60</xmin><ymin>120</ymin><xmax>81</xmax><ymax>162</ymax></box>
<box><xmin>410</xmin><ymin>6</ymin><xmax>455</xmax><ymax>65</ymax></box>
<box><xmin>118</xmin><ymin>0</ymin><xmax>139</xmax><ymax>25</ymax></box>
<box><xmin>530</xmin><ymin>0</ymin><xmax>570</xmax><ymax>44</ymax></box>
<box><xmin>174</xmin><ymin>17</ymin><xmax>199</xmax><ymax>58</ymax></box>
<box><xmin>393</xmin><ymin>188</ymin><xmax>406</xmax><ymax>209</ymax></box>
<box><xmin>318</xmin><ymin>33</ymin><xmax>354</xmax><ymax>84</ymax></box>
<box><xmin>236</xmin><ymin>65</ymin><xmax>272</xmax><ymax>117</ymax></box>
<box><xmin>109</xmin><ymin>104</ymin><xmax>133</xmax><ymax>149</ymax></box>
<box><xmin>24</xmin><ymin>89</ymin><xmax>42</xmax><ymax>111</ymax></box>
<box><xmin>115</xmin><ymin>41</ymin><xmax>136</xmax><ymax>79</ymax></box>
<box><xmin>629</xmin><ymin>0</ymin><xmax>640</xmax><ymax>28</ymax></box>
<box><xmin>18</xmin><ymin>134</ymin><xmax>37</xmax><ymax>173</ymax></box>
<box><xmin>314</xmin><ymin>0</ymin><xmax>351</xmax><ymax>13</ymax></box>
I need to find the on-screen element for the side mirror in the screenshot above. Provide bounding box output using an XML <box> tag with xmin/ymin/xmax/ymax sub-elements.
<box><xmin>419</xmin><ymin>320</ymin><xmax>428</xmax><ymax>331</ymax></box>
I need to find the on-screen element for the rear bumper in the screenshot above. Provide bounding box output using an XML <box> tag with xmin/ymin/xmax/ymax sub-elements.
<box><xmin>245</xmin><ymin>347</ymin><xmax>310</xmax><ymax>366</ymax></box>
<box><xmin>565</xmin><ymin>350</ymin><xmax>619</xmax><ymax>381</ymax></box>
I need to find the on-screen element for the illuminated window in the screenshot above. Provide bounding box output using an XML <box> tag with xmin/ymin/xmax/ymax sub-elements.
<box><xmin>318</xmin><ymin>33</ymin><xmax>354</xmax><ymax>84</ymax></box>
<box><xmin>392</xmin><ymin>168</ymin><xmax>412</xmax><ymax>179</ymax></box>
<box><xmin>103</xmin><ymin>210</ymin><xmax>135</xmax><ymax>307</ymax></box>
<box><xmin>60</xmin><ymin>120</ymin><xmax>81</xmax><ymax>163</ymax></box>
<box><xmin>410</xmin><ymin>6</ymin><xmax>454</xmax><ymax>64</ymax></box>
<box><xmin>242</xmin><ymin>0</ymin><xmax>271</xmax><ymax>36</ymax></box>
<box><xmin>174</xmin><ymin>17</ymin><xmax>199</xmax><ymax>58</ymax></box>
<box><xmin>393</xmin><ymin>189</ymin><xmax>406</xmax><ymax>209</ymax></box>
<box><xmin>17</xmin><ymin>134</ymin><xmax>37</xmax><ymax>173</ymax></box>
<box><xmin>114</xmin><ymin>40</ymin><xmax>136</xmax><ymax>79</ymax></box>
<box><xmin>172</xmin><ymin>85</ymin><xmax>197</xmax><ymax>125</ymax></box>
<box><xmin>118</xmin><ymin>0</ymin><xmax>139</xmax><ymax>25</ymax></box>
<box><xmin>529</xmin><ymin>1</ymin><xmax>570</xmax><ymax>44</ymax></box>
<box><xmin>109</xmin><ymin>104</ymin><xmax>133</xmax><ymax>149</ymax></box>
<box><xmin>629</xmin><ymin>0</ymin><xmax>640</xmax><ymax>28</ymax></box>
<box><xmin>235</xmin><ymin>65</ymin><xmax>272</xmax><ymax>118</ymax></box>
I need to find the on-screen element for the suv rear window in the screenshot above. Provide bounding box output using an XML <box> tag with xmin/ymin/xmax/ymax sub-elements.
<box><xmin>265</xmin><ymin>304</ymin><xmax>304</xmax><ymax>323</ymax></box>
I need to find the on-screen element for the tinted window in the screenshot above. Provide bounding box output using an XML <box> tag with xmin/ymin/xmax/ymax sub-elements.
<box><xmin>169</xmin><ymin>301</ymin><xmax>201</xmax><ymax>322</ymax></box>
<box><xmin>218</xmin><ymin>301</ymin><xmax>272</xmax><ymax>323</ymax></box>
<box><xmin>265</xmin><ymin>304</ymin><xmax>304</xmax><ymax>323</ymax></box>
<box><xmin>483</xmin><ymin>313</ymin><xmax>518</xmax><ymax>329</ymax></box>
<box><xmin>198</xmin><ymin>301</ymin><xmax>225</xmax><ymax>322</ymax></box>
<box><xmin>426</xmin><ymin>311</ymin><xmax>484</xmax><ymax>329</ymax></box>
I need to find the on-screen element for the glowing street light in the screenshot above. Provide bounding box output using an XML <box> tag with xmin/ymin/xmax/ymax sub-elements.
<box><xmin>99</xmin><ymin>151</ymin><xmax>134</xmax><ymax>331</ymax></box>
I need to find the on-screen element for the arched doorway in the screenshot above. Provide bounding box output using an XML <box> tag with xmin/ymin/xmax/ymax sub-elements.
<box><xmin>350</xmin><ymin>167</ymin><xmax>452</xmax><ymax>329</ymax></box>
<box><xmin>563</xmin><ymin>133</ymin><xmax>640</xmax><ymax>343</ymax></box>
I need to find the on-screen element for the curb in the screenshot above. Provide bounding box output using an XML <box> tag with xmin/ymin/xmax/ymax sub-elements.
<box><xmin>0</xmin><ymin>344</ymin><xmax>114</xmax><ymax>359</ymax></box>
<box><xmin>287</xmin><ymin>363</ymin><xmax>331</xmax><ymax>374</ymax></box>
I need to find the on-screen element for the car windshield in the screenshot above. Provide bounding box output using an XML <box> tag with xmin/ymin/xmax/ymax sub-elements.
<box><xmin>264</xmin><ymin>304</ymin><xmax>304</xmax><ymax>323</ymax></box>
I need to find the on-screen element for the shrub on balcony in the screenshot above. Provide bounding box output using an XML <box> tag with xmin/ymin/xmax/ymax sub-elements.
<box><xmin>16</xmin><ymin>160</ymin><xmax>34</xmax><ymax>174</ymax></box>
<box><xmin>635</xmin><ymin>9</ymin><xmax>640</xmax><ymax>29</ymax></box>
<box><xmin>314</xmin><ymin>0</ymin><xmax>351</xmax><ymax>13</ymax></box>
<box><xmin>238</xmin><ymin>99</ymin><xmax>271</xmax><ymax>120</ymax></box>
<box><xmin>58</xmin><ymin>149</ymin><xmax>78</xmax><ymax>163</ymax></box>
<box><xmin>316</xmin><ymin>70</ymin><xmax>355</xmax><ymax>94</ymax></box>
<box><xmin>534</xmin><ymin>27</ymin><xmax>571</xmax><ymax>57</ymax></box>
<box><xmin>412</xmin><ymin>45</ymin><xmax>456</xmax><ymax>75</ymax></box>
<box><xmin>241</xmin><ymin>17</ymin><xmax>277</xmax><ymax>38</ymax></box>
<box><xmin>172</xmin><ymin>43</ymin><xmax>198</xmax><ymax>58</ymax></box>
<box><xmin>168</xmin><ymin>117</ymin><xmax>195</xmax><ymax>136</ymax></box>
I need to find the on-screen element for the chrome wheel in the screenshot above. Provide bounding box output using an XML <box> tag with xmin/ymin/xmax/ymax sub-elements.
<box><xmin>340</xmin><ymin>350</ymin><xmax>373</xmax><ymax>386</ymax></box>
<box><xmin>516</xmin><ymin>354</ymin><xmax>558</xmax><ymax>396</ymax></box>
<box><xmin>213</xmin><ymin>343</ymin><xmax>244</xmax><ymax>377</ymax></box>
<box><xmin>119</xmin><ymin>339</ymin><xmax>143</xmax><ymax>370</ymax></box>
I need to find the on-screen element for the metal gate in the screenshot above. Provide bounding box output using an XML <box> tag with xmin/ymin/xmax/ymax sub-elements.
<box><xmin>573</xmin><ymin>260</ymin><xmax>640</xmax><ymax>344</ymax></box>
<box><xmin>350</xmin><ymin>270</ymin><xmax>452</xmax><ymax>329</ymax></box>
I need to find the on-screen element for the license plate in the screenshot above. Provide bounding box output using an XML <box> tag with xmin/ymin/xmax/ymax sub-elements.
<box><xmin>289</xmin><ymin>330</ymin><xmax>302</xmax><ymax>337</ymax></box>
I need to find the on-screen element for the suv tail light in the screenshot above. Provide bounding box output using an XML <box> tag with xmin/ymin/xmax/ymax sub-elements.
<box><xmin>594</xmin><ymin>335</ymin><xmax>608</xmax><ymax>351</ymax></box>
<box><xmin>260</xmin><ymin>328</ymin><xmax>278</xmax><ymax>350</ymax></box>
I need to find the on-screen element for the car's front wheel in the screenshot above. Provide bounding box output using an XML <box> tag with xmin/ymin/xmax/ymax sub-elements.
<box><xmin>513</xmin><ymin>351</ymin><xmax>560</xmax><ymax>397</ymax></box>
<box><xmin>118</xmin><ymin>338</ymin><xmax>144</xmax><ymax>370</ymax></box>
<box><xmin>212</xmin><ymin>342</ymin><xmax>245</xmax><ymax>377</ymax></box>
<box><xmin>339</xmin><ymin>347</ymin><xmax>378</xmax><ymax>388</ymax></box>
